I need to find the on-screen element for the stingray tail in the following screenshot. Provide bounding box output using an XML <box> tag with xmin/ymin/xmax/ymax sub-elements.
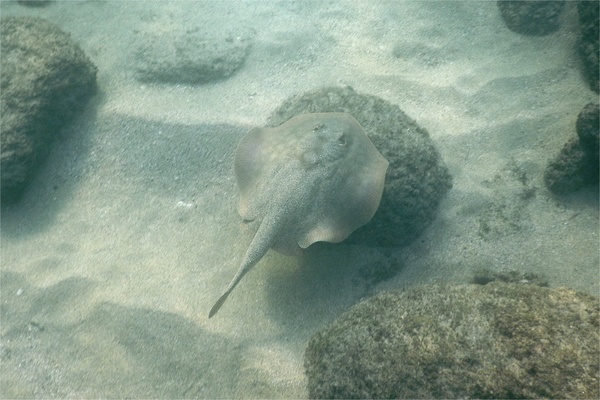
<box><xmin>208</xmin><ymin>216</ymin><xmax>279</xmax><ymax>318</ymax></box>
<box><xmin>209</xmin><ymin>291</ymin><xmax>232</xmax><ymax>318</ymax></box>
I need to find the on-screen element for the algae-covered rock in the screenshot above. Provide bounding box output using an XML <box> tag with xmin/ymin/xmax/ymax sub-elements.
<box><xmin>305</xmin><ymin>282</ymin><xmax>599</xmax><ymax>399</ymax></box>
<box><xmin>497</xmin><ymin>0</ymin><xmax>565</xmax><ymax>36</ymax></box>
<box><xmin>134</xmin><ymin>28</ymin><xmax>253</xmax><ymax>84</ymax></box>
<box><xmin>544</xmin><ymin>103</ymin><xmax>599</xmax><ymax>194</ymax></box>
<box><xmin>268</xmin><ymin>86</ymin><xmax>452</xmax><ymax>248</ymax></box>
<box><xmin>578</xmin><ymin>0</ymin><xmax>599</xmax><ymax>93</ymax></box>
<box><xmin>0</xmin><ymin>17</ymin><xmax>97</xmax><ymax>202</ymax></box>
<box><xmin>577</xmin><ymin>102</ymin><xmax>599</xmax><ymax>158</ymax></box>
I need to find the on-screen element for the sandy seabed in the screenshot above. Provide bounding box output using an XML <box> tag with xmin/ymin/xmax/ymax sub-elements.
<box><xmin>1</xmin><ymin>1</ymin><xmax>598</xmax><ymax>398</ymax></box>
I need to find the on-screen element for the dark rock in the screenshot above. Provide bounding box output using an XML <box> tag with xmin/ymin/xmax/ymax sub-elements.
<box><xmin>577</xmin><ymin>102</ymin><xmax>599</xmax><ymax>158</ymax></box>
<box><xmin>578</xmin><ymin>1</ymin><xmax>599</xmax><ymax>93</ymax></box>
<box><xmin>268</xmin><ymin>86</ymin><xmax>452</xmax><ymax>248</ymax></box>
<box><xmin>305</xmin><ymin>282</ymin><xmax>599</xmax><ymax>399</ymax></box>
<box><xmin>544</xmin><ymin>138</ymin><xmax>596</xmax><ymax>194</ymax></box>
<box><xmin>497</xmin><ymin>1</ymin><xmax>565</xmax><ymax>36</ymax></box>
<box><xmin>134</xmin><ymin>28</ymin><xmax>253</xmax><ymax>84</ymax></box>
<box><xmin>0</xmin><ymin>17</ymin><xmax>97</xmax><ymax>203</ymax></box>
<box><xmin>544</xmin><ymin>103</ymin><xmax>599</xmax><ymax>195</ymax></box>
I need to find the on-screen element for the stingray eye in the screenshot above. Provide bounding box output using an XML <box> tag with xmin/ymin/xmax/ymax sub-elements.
<box><xmin>313</xmin><ymin>124</ymin><xmax>324</xmax><ymax>132</ymax></box>
<box><xmin>337</xmin><ymin>133</ymin><xmax>347</xmax><ymax>146</ymax></box>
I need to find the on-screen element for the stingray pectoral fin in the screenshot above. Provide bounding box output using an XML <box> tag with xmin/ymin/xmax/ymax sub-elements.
<box><xmin>297</xmin><ymin>159</ymin><xmax>388</xmax><ymax>249</ymax></box>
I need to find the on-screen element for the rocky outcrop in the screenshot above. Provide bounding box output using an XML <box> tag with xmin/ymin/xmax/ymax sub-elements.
<box><xmin>0</xmin><ymin>17</ymin><xmax>97</xmax><ymax>202</ymax></box>
<box><xmin>578</xmin><ymin>0</ymin><xmax>599</xmax><ymax>93</ymax></box>
<box><xmin>545</xmin><ymin>103</ymin><xmax>599</xmax><ymax>194</ymax></box>
<box><xmin>134</xmin><ymin>28</ymin><xmax>253</xmax><ymax>84</ymax></box>
<box><xmin>497</xmin><ymin>1</ymin><xmax>565</xmax><ymax>36</ymax></box>
<box><xmin>305</xmin><ymin>282</ymin><xmax>599</xmax><ymax>399</ymax></box>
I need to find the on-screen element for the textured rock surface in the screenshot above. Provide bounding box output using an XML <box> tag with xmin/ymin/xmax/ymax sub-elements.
<box><xmin>578</xmin><ymin>0</ymin><xmax>599</xmax><ymax>93</ymax></box>
<box><xmin>0</xmin><ymin>17</ymin><xmax>97</xmax><ymax>202</ymax></box>
<box><xmin>577</xmin><ymin>102</ymin><xmax>599</xmax><ymax>157</ymax></box>
<box><xmin>305</xmin><ymin>282</ymin><xmax>599</xmax><ymax>399</ymax></box>
<box><xmin>544</xmin><ymin>103</ymin><xmax>599</xmax><ymax>194</ymax></box>
<box><xmin>497</xmin><ymin>0</ymin><xmax>565</xmax><ymax>36</ymax></box>
<box><xmin>134</xmin><ymin>28</ymin><xmax>253</xmax><ymax>84</ymax></box>
<box><xmin>268</xmin><ymin>86</ymin><xmax>452</xmax><ymax>248</ymax></box>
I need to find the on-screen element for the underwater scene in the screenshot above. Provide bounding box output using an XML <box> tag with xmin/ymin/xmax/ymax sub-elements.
<box><xmin>1</xmin><ymin>1</ymin><xmax>598</xmax><ymax>398</ymax></box>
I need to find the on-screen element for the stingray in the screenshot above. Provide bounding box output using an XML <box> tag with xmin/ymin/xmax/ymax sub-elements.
<box><xmin>209</xmin><ymin>113</ymin><xmax>388</xmax><ymax>318</ymax></box>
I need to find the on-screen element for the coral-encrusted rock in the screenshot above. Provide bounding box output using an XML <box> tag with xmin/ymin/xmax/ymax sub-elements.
<box><xmin>497</xmin><ymin>1</ymin><xmax>565</xmax><ymax>36</ymax></box>
<box><xmin>0</xmin><ymin>17</ymin><xmax>97</xmax><ymax>202</ymax></box>
<box><xmin>305</xmin><ymin>283</ymin><xmax>599</xmax><ymax>399</ymax></box>
<box><xmin>544</xmin><ymin>103</ymin><xmax>599</xmax><ymax>194</ymax></box>
<box><xmin>268</xmin><ymin>86</ymin><xmax>452</xmax><ymax>248</ymax></box>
